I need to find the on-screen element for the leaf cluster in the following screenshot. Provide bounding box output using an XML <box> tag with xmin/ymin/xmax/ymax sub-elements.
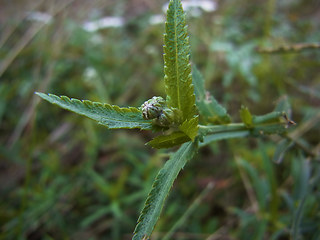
<box><xmin>30</xmin><ymin>0</ymin><xmax>318</xmax><ymax>239</ymax></box>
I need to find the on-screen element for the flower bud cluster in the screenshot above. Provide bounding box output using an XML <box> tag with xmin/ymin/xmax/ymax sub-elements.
<box><xmin>141</xmin><ymin>96</ymin><xmax>182</xmax><ymax>127</ymax></box>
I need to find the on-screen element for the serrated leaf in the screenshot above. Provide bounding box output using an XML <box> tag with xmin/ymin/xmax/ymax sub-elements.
<box><xmin>146</xmin><ymin>132</ymin><xmax>190</xmax><ymax>149</ymax></box>
<box><xmin>192</xmin><ymin>65</ymin><xmax>231</xmax><ymax>124</ymax></box>
<box><xmin>163</xmin><ymin>0</ymin><xmax>196</xmax><ymax>121</ymax></box>
<box><xmin>133</xmin><ymin>141</ymin><xmax>197</xmax><ymax>240</ymax></box>
<box><xmin>179</xmin><ymin>116</ymin><xmax>199</xmax><ymax>141</ymax></box>
<box><xmin>36</xmin><ymin>92</ymin><xmax>153</xmax><ymax>130</ymax></box>
<box><xmin>240</xmin><ymin>106</ymin><xmax>253</xmax><ymax>127</ymax></box>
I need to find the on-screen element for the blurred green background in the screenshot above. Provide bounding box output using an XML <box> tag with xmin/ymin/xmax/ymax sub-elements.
<box><xmin>1</xmin><ymin>0</ymin><xmax>319</xmax><ymax>239</ymax></box>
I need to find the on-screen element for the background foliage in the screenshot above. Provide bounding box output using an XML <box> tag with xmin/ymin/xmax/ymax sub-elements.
<box><xmin>1</xmin><ymin>0</ymin><xmax>319</xmax><ymax>239</ymax></box>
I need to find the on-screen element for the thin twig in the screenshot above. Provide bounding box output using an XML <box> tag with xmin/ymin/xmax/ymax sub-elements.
<box><xmin>0</xmin><ymin>0</ymin><xmax>76</xmax><ymax>78</ymax></box>
<box><xmin>289</xmin><ymin>112</ymin><xmax>320</xmax><ymax>140</ymax></box>
<box><xmin>234</xmin><ymin>156</ymin><xmax>259</xmax><ymax>213</ymax></box>
<box><xmin>162</xmin><ymin>182</ymin><xmax>215</xmax><ymax>240</ymax></box>
<box><xmin>0</xmin><ymin>0</ymin><xmax>46</xmax><ymax>49</ymax></box>
<box><xmin>284</xmin><ymin>112</ymin><xmax>320</xmax><ymax>160</ymax></box>
<box><xmin>7</xmin><ymin>0</ymin><xmax>75</xmax><ymax>147</ymax></box>
<box><xmin>151</xmin><ymin>231</ymin><xmax>211</xmax><ymax>240</ymax></box>
<box><xmin>7</xmin><ymin>63</ymin><xmax>55</xmax><ymax>147</ymax></box>
<box><xmin>257</xmin><ymin>43</ymin><xmax>320</xmax><ymax>54</ymax></box>
<box><xmin>312</xmin><ymin>143</ymin><xmax>320</xmax><ymax>160</ymax></box>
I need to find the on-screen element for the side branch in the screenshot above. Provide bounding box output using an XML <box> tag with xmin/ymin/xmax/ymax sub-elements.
<box><xmin>257</xmin><ymin>42</ymin><xmax>320</xmax><ymax>54</ymax></box>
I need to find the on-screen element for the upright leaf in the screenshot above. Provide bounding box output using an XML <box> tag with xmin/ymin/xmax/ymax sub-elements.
<box><xmin>133</xmin><ymin>141</ymin><xmax>198</xmax><ymax>240</ymax></box>
<box><xmin>163</xmin><ymin>0</ymin><xmax>196</xmax><ymax>121</ymax></box>
<box><xmin>192</xmin><ymin>65</ymin><xmax>231</xmax><ymax>124</ymax></box>
<box><xmin>274</xmin><ymin>95</ymin><xmax>292</xmax><ymax>118</ymax></box>
<box><xmin>240</xmin><ymin>105</ymin><xmax>253</xmax><ymax>127</ymax></box>
<box><xmin>36</xmin><ymin>93</ymin><xmax>153</xmax><ymax>130</ymax></box>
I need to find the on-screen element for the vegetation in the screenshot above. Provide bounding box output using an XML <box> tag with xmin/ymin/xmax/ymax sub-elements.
<box><xmin>1</xmin><ymin>0</ymin><xmax>319</xmax><ymax>239</ymax></box>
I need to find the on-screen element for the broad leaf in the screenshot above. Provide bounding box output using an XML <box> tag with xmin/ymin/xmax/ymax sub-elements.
<box><xmin>192</xmin><ymin>65</ymin><xmax>231</xmax><ymax>124</ymax></box>
<box><xmin>146</xmin><ymin>132</ymin><xmax>190</xmax><ymax>149</ymax></box>
<box><xmin>36</xmin><ymin>93</ymin><xmax>153</xmax><ymax>130</ymax></box>
<box><xmin>133</xmin><ymin>141</ymin><xmax>197</xmax><ymax>240</ymax></box>
<box><xmin>163</xmin><ymin>0</ymin><xmax>196</xmax><ymax>121</ymax></box>
<box><xmin>179</xmin><ymin>116</ymin><xmax>199</xmax><ymax>141</ymax></box>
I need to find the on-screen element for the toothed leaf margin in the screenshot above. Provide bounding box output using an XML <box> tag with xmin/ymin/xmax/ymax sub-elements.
<box><xmin>36</xmin><ymin>92</ymin><xmax>153</xmax><ymax>130</ymax></box>
<box><xmin>163</xmin><ymin>0</ymin><xmax>197</xmax><ymax>121</ymax></box>
<box><xmin>133</xmin><ymin>141</ymin><xmax>197</xmax><ymax>240</ymax></box>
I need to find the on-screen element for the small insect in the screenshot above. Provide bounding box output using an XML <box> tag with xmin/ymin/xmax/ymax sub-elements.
<box><xmin>141</xmin><ymin>96</ymin><xmax>165</xmax><ymax>120</ymax></box>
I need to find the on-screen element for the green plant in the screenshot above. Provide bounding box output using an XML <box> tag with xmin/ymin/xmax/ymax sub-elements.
<box><xmin>36</xmin><ymin>0</ymin><xmax>295</xmax><ymax>239</ymax></box>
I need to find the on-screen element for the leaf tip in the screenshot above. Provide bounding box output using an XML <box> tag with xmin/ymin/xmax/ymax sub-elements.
<box><xmin>35</xmin><ymin>91</ymin><xmax>46</xmax><ymax>98</ymax></box>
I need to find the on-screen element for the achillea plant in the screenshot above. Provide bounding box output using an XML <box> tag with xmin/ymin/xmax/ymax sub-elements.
<box><xmin>36</xmin><ymin>0</ymin><xmax>294</xmax><ymax>239</ymax></box>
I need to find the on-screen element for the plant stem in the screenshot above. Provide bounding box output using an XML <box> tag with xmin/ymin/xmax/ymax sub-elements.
<box><xmin>199</xmin><ymin>120</ymin><xmax>288</xmax><ymax>148</ymax></box>
<box><xmin>199</xmin><ymin>123</ymin><xmax>247</xmax><ymax>134</ymax></box>
<box><xmin>257</xmin><ymin>42</ymin><xmax>320</xmax><ymax>54</ymax></box>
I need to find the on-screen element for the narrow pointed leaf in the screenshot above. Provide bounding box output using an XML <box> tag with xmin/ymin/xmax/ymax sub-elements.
<box><xmin>146</xmin><ymin>132</ymin><xmax>190</xmax><ymax>149</ymax></box>
<box><xmin>164</xmin><ymin>0</ymin><xmax>196</xmax><ymax>121</ymax></box>
<box><xmin>252</xmin><ymin>111</ymin><xmax>284</xmax><ymax>124</ymax></box>
<box><xmin>251</xmin><ymin>111</ymin><xmax>291</xmax><ymax>135</ymax></box>
<box><xmin>253</xmin><ymin>111</ymin><xmax>295</xmax><ymax>131</ymax></box>
<box><xmin>274</xmin><ymin>95</ymin><xmax>292</xmax><ymax>118</ymax></box>
<box><xmin>192</xmin><ymin>65</ymin><xmax>231</xmax><ymax>124</ymax></box>
<box><xmin>200</xmin><ymin>131</ymin><xmax>250</xmax><ymax>148</ymax></box>
<box><xmin>273</xmin><ymin>139</ymin><xmax>294</xmax><ymax>163</ymax></box>
<box><xmin>240</xmin><ymin>106</ymin><xmax>253</xmax><ymax>127</ymax></box>
<box><xmin>36</xmin><ymin>92</ymin><xmax>153</xmax><ymax>130</ymax></box>
<box><xmin>179</xmin><ymin>116</ymin><xmax>199</xmax><ymax>141</ymax></box>
<box><xmin>133</xmin><ymin>141</ymin><xmax>197</xmax><ymax>240</ymax></box>
<box><xmin>198</xmin><ymin>124</ymin><xmax>246</xmax><ymax>136</ymax></box>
